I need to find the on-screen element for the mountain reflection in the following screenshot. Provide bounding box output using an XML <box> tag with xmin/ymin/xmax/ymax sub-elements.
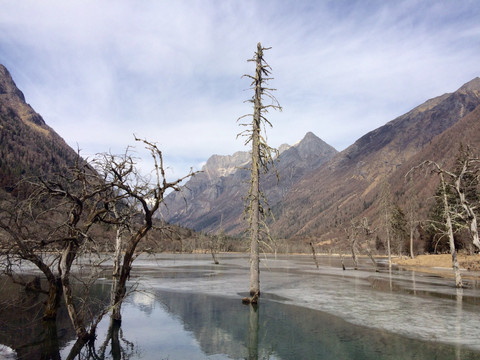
<box><xmin>2</xmin><ymin>275</ymin><xmax>479</xmax><ymax>359</ymax></box>
<box><xmin>153</xmin><ymin>290</ymin><xmax>479</xmax><ymax>360</ymax></box>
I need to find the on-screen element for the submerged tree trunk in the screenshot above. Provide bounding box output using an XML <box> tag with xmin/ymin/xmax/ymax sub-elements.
<box><xmin>350</xmin><ymin>236</ymin><xmax>358</xmax><ymax>270</ymax></box>
<box><xmin>60</xmin><ymin>240</ymin><xmax>89</xmax><ymax>340</ymax></box>
<box><xmin>310</xmin><ymin>242</ymin><xmax>319</xmax><ymax>269</ymax></box>
<box><xmin>112</xmin><ymin>226</ymin><xmax>151</xmax><ymax>322</ymax></box>
<box><xmin>441</xmin><ymin>173</ymin><xmax>463</xmax><ymax>288</ymax></box>
<box><xmin>110</xmin><ymin>227</ymin><xmax>123</xmax><ymax>321</ymax></box>
<box><xmin>239</xmin><ymin>43</ymin><xmax>280</xmax><ymax>304</ymax></box>
<box><xmin>248</xmin><ymin>42</ymin><xmax>264</xmax><ymax>304</ymax></box>
<box><xmin>366</xmin><ymin>249</ymin><xmax>378</xmax><ymax>272</ymax></box>
<box><xmin>43</xmin><ymin>277</ymin><xmax>62</xmax><ymax>320</ymax></box>
<box><xmin>41</xmin><ymin>319</ymin><xmax>61</xmax><ymax>360</ymax></box>
<box><xmin>385</xmin><ymin>209</ymin><xmax>392</xmax><ymax>269</ymax></box>
<box><xmin>211</xmin><ymin>248</ymin><xmax>219</xmax><ymax>265</ymax></box>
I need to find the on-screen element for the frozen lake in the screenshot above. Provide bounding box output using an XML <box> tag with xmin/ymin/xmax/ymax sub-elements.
<box><xmin>58</xmin><ymin>253</ymin><xmax>480</xmax><ymax>359</ymax></box>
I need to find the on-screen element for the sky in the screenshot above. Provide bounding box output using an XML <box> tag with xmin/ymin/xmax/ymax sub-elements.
<box><xmin>1</xmin><ymin>0</ymin><xmax>480</xmax><ymax>179</ymax></box>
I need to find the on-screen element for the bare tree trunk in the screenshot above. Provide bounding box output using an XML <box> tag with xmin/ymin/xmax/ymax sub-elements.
<box><xmin>110</xmin><ymin>227</ymin><xmax>122</xmax><ymax>319</ymax></box>
<box><xmin>409</xmin><ymin>226</ymin><xmax>415</xmax><ymax>259</ymax></box>
<box><xmin>310</xmin><ymin>242</ymin><xmax>319</xmax><ymax>269</ymax></box>
<box><xmin>43</xmin><ymin>277</ymin><xmax>62</xmax><ymax>320</ymax></box>
<box><xmin>248</xmin><ymin>43</ymin><xmax>263</xmax><ymax>304</ymax></box>
<box><xmin>385</xmin><ymin>208</ymin><xmax>392</xmax><ymax>269</ymax></box>
<box><xmin>239</xmin><ymin>43</ymin><xmax>280</xmax><ymax>304</ymax></box>
<box><xmin>406</xmin><ymin>196</ymin><xmax>418</xmax><ymax>259</ymax></box>
<box><xmin>60</xmin><ymin>241</ymin><xmax>89</xmax><ymax>340</ymax></box>
<box><xmin>112</xmin><ymin>226</ymin><xmax>150</xmax><ymax>322</ymax></box>
<box><xmin>455</xmin><ymin>175</ymin><xmax>480</xmax><ymax>252</ymax></box>
<box><xmin>381</xmin><ymin>177</ymin><xmax>392</xmax><ymax>268</ymax></box>
<box><xmin>211</xmin><ymin>248</ymin><xmax>219</xmax><ymax>265</ymax></box>
<box><xmin>41</xmin><ymin>319</ymin><xmax>61</xmax><ymax>360</ymax></box>
<box><xmin>366</xmin><ymin>249</ymin><xmax>378</xmax><ymax>272</ymax></box>
<box><xmin>350</xmin><ymin>237</ymin><xmax>358</xmax><ymax>270</ymax></box>
<box><xmin>441</xmin><ymin>173</ymin><xmax>463</xmax><ymax>288</ymax></box>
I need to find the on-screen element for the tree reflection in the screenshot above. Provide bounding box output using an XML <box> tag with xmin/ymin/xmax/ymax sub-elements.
<box><xmin>61</xmin><ymin>315</ymin><xmax>136</xmax><ymax>360</ymax></box>
<box><xmin>41</xmin><ymin>320</ymin><xmax>61</xmax><ymax>360</ymax></box>
<box><xmin>94</xmin><ymin>317</ymin><xmax>135</xmax><ymax>360</ymax></box>
<box><xmin>247</xmin><ymin>304</ymin><xmax>259</xmax><ymax>360</ymax></box>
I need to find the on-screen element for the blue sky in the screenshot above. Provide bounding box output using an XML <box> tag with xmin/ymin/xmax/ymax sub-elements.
<box><xmin>1</xmin><ymin>0</ymin><xmax>480</xmax><ymax>179</ymax></box>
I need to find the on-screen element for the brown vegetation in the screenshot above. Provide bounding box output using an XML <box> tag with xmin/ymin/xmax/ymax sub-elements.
<box><xmin>395</xmin><ymin>254</ymin><xmax>480</xmax><ymax>272</ymax></box>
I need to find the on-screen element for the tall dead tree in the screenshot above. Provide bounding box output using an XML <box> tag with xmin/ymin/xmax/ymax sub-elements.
<box><xmin>407</xmin><ymin>160</ymin><xmax>469</xmax><ymax>288</ymax></box>
<box><xmin>439</xmin><ymin>171</ymin><xmax>463</xmax><ymax>288</ymax></box>
<box><xmin>238</xmin><ymin>43</ymin><xmax>281</xmax><ymax>304</ymax></box>
<box><xmin>380</xmin><ymin>177</ymin><xmax>393</xmax><ymax>268</ymax></box>
<box><xmin>345</xmin><ymin>222</ymin><xmax>359</xmax><ymax>270</ymax></box>
<box><xmin>406</xmin><ymin>194</ymin><xmax>420</xmax><ymax>259</ymax></box>
<box><xmin>450</xmin><ymin>149</ymin><xmax>480</xmax><ymax>252</ymax></box>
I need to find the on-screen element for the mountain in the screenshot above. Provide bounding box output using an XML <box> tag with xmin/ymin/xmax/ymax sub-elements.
<box><xmin>271</xmin><ymin>77</ymin><xmax>480</xmax><ymax>243</ymax></box>
<box><xmin>0</xmin><ymin>64</ymin><xmax>80</xmax><ymax>193</ymax></box>
<box><xmin>161</xmin><ymin>132</ymin><xmax>338</xmax><ymax>234</ymax></box>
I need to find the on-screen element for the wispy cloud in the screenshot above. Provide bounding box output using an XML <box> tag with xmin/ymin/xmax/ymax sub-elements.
<box><xmin>1</xmin><ymin>0</ymin><xmax>479</xmax><ymax>177</ymax></box>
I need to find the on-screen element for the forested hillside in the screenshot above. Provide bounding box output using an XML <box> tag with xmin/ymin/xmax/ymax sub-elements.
<box><xmin>0</xmin><ymin>65</ymin><xmax>79</xmax><ymax>193</ymax></box>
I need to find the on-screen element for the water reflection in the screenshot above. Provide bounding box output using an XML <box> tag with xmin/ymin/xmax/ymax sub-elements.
<box><xmin>148</xmin><ymin>289</ymin><xmax>480</xmax><ymax>360</ymax></box>
<box><xmin>0</xmin><ymin>277</ymin><xmax>72</xmax><ymax>360</ymax></box>
<box><xmin>247</xmin><ymin>304</ymin><xmax>259</xmax><ymax>360</ymax></box>
<box><xmin>2</xmin><ymin>255</ymin><xmax>480</xmax><ymax>359</ymax></box>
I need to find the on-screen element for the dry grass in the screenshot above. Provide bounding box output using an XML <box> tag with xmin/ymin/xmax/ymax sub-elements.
<box><xmin>394</xmin><ymin>254</ymin><xmax>480</xmax><ymax>272</ymax></box>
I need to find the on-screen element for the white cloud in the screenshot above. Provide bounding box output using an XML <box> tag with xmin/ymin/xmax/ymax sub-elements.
<box><xmin>1</xmin><ymin>0</ymin><xmax>480</xmax><ymax>178</ymax></box>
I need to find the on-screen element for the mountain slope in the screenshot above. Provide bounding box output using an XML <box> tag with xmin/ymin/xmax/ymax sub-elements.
<box><xmin>392</xmin><ymin>98</ymin><xmax>480</xmax><ymax>214</ymax></box>
<box><xmin>272</xmin><ymin>77</ymin><xmax>480</xmax><ymax>241</ymax></box>
<box><xmin>0</xmin><ymin>64</ymin><xmax>80</xmax><ymax>192</ymax></box>
<box><xmin>161</xmin><ymin>132</ymin><xmax>338</xmax><ymax>234</ymax></box>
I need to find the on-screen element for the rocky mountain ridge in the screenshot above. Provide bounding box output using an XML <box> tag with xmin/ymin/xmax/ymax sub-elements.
<box><xmin>4</xmin><ymin>62</ymin><xmax>480</xmax><ymax>253</ymax></box>
<box><xmin>160</xmin><ymin>75</ymin><xmax>480</xmax><ymax>252</ymax></box>
<box><xmin>271</xmin><ymin>76</ymin><xmax>480</xmax><ymax>243</ymax></box>
<box><xmin>161</xmin><ymin>131</ymin><xmax>338</xmax><ymax>234</ymax></box>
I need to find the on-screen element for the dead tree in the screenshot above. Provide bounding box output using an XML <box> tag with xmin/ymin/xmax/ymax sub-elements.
<box><xmin>407</xmin><ymin>161</ymin><xmax>466</xmax><ymax>288</ymax></box>
<box><xmin>103</xmin><ymin>137</ymin><xmax>196</xmax><ymax>323</ymax></box>
<box><xmin>360</xmin><ymin>217</ymin><xmax>378</xmax><ymax>271</ymax></box>
<box><xmin>406</xmin><ymin>194</ymin><xmax>420</xmax><ymax>259</ymax></box>
<box><xmin>0</xmin><ymin>138</ymin><xmax>196</xmax><ymax>346</ymax></box>
<box><xmin>0</xmin><ymin>192</ymin><xmax>60</xmax><ymax>320</ymax></box>
<box><xmin>449</xmin><ymin>150</ymin><xmax>480</xmax><ymax>252</ymax></box>
<box><xmin>345</xmin><ymin>220</ymin><xmax>360</xmax><ymax>270</ymax></box>
<box><xmin>345</xmin><ymin>217</ymin><xmax>376</xmax><ymax>271</ymax></box>
<box><xmin>0</xmin><ymin>154</ymin><xmax>116</xmax><ymax>341</ymax></box>
<box><xmin>380</xmin><ymin>177</ymin><xmax>393</xmax><ymax>268</ymax></box>
<box><xmin>238</xmin><ymin>43</ymin><xmax>281</xmax><ymax>304</ymax></box>
<box><xmin>37</xmin><ymin>156</ymin><xmax>116</xmax><ymax>341</ymax></box>
<box><xmin>310</xmin><ymin>242</ymin><xmax>319</xmax><ymax>269</ymax></box>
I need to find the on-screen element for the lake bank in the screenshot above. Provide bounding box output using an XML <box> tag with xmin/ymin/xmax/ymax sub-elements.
<box><xmin>393</xmin><ymin>253</ymin><xmax>480</xmax><ymax>280</ymax></box>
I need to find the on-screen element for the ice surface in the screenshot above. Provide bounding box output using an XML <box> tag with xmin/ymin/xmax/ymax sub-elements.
<box><xmin>133</xmin><ymin>253</ymin><xmax>480</xmax><ymax>351</ymax></box>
